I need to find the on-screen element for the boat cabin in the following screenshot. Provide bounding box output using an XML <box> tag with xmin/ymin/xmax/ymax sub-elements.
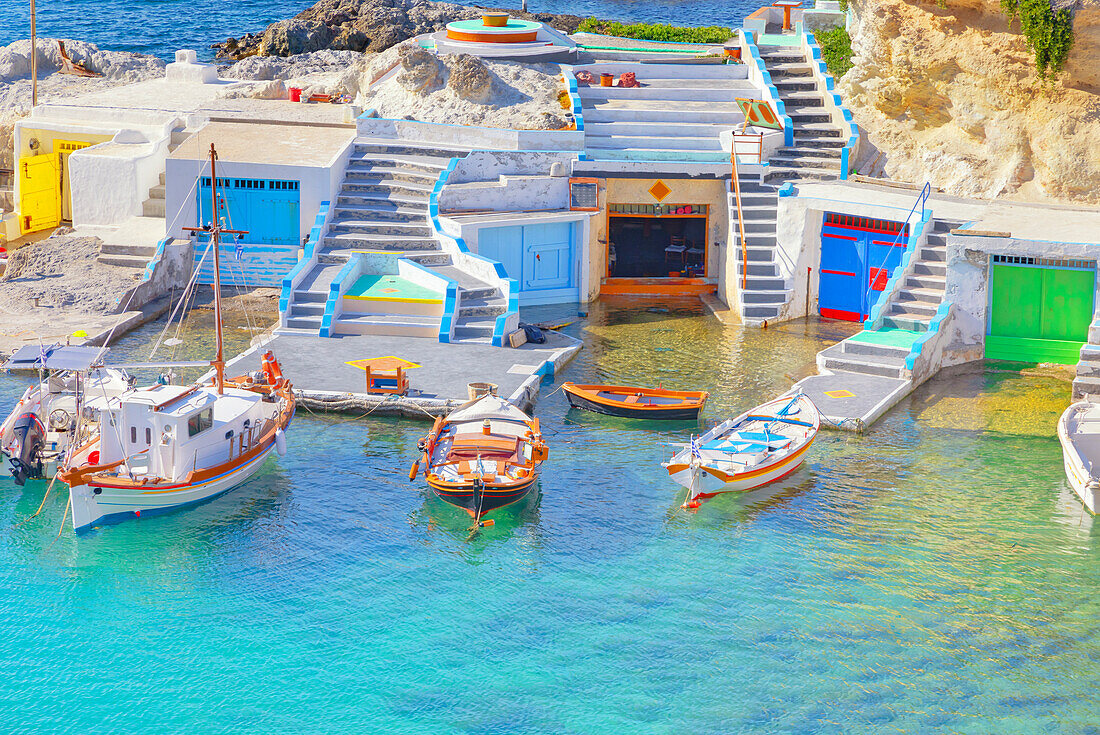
<box><xmin>96</xmin><ymin>384</ymin><xmax>275</xmax><ymax>483</ymax></box>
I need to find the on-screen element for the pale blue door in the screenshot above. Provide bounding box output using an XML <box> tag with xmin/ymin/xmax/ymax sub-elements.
<box><xmin>523</xmin><ymin>222</ymin><xmax>574</xmax><ymax>290</ymax></box>
<box><xmin>477</xmin><ymin>222</ymin><xmax>578</xmax><ymax>304</ymax></box>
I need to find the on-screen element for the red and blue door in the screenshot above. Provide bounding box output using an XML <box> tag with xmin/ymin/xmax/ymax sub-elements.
<box><xmin>819</xmin><ymin>213</ymin><xmax>909</xmax><ymax>322</ymax></box>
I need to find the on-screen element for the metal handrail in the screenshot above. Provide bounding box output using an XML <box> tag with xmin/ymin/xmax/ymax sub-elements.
<box><xmin>865</xmin><ymin>181</ymin><xmax>932</xmax><ymax>283</ymax></box>
<box><xmin>730</xmin><ymin>149</ymin><xmax>750</xmax><ymax>290</ymax></box>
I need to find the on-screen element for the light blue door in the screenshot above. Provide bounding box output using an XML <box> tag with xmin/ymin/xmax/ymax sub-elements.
<box><xmin>194</xmin><ymin>177</ymin><xmax>302</xmax><ymax>287</ymax></box>
<box><xmin>198</xmin><ymin>177</ymin><xmax>300</xmax><ymax>246</ymax></box>
<box><xmin>477</xmin><ymin>222</ymin><xmax>578</xmax><ymax>304</ymax></box>
<box><xmin>477</xmin><ymin>225</ymin><xmax>524</xmax><ymax>281</ymax></box>
<box><xmin>523</xmin><ymin>223</ymin><xmax>574</xmax><ymax>290</ymax></box>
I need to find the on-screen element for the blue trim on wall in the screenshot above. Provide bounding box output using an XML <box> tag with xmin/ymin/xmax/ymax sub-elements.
<box><xmin>905</xmin><ymin>300</ymin><xmax>952</xmax><ymax>371</ymax></box>
<box><xmin>428</xmin><ymin>156</ymin><xmax>520</xmax><ymax>345</ymax></box>
<box><xmin>863</xmin><ymin>211</ymin><xmax>933</xmax><ymax>329</ymax></box>
<box><xmin>744</xmin><ymin>36</ymin><xmax>794</xmax><ymax>147</ymax></box>
<box><xmin>279</xmin><ymin>201</ymin><xmax>331</xmax><ymax>314</ymax></box>
<box><xmin>494</xmin><ymin>279</ymin><xmax>520</xmax><ymax>347</ymax></box>
<box><xmin>803</xmin><ymin>31</ymin><xmax>860</xmax><ymax>180</ymax></box>
<box><xmin>142</xmin><ymin>235</ymin><xmax>171</xmax><ymax>283</ymax></box>
<box><xmin>320</xmin><ymin>257</ymin><xmax>358</xmax><ymax>338</ymax></box>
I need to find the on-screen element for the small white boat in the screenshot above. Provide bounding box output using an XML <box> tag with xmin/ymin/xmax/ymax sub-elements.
<box><xmin>663</xmin><ymin>393</ymin><xmax>820</xmax><ymax>507</ymax></box>
<box><xmin>1057</xmin><ymin>399</ymin><xmax>1100</xmax><ymax>515</ymax></box>
<box><xmin>0</xmin><ymin>346</ymin><xmax>133</xmax><ymax>485</ymax></box>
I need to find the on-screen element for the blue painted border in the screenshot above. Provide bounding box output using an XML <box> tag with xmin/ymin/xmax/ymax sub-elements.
<box><xmin>279</xmin><ymin>201</ymin><xmax>331</xmax><ymax>314</ymax></box>
<box><xmin>863</xmin><ymin>210</ymin><xmax>932</xmax><ymax>329</ymax></box>
<box><xmin>743</xmin><ymin>34</ymin><xmax>794</xmax><ymax>147</ymax></box>
<box><xmin>320</xmin><ymin>257</ymin><xmax>358</xmax><ymax>338</ymax></box>
<box><xmin>429</xmin><ymin>157</ymin><xmax>519</xmax><ymax>347</ymax></box>
<box><xmin>905</xmin><ymin>300</ymin><xmax>952</xmax><ymax>370</ymax></box>
<box><xmin>803</xmin><ymin>31</ymin><xmax>860</xmax><ymax>180</ymax></box>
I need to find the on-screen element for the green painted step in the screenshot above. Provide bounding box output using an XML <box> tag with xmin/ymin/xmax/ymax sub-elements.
<box><xmin>847</xmin><ymin>329</ymin><xmax>923</xmax><ymax>349</ymax></box>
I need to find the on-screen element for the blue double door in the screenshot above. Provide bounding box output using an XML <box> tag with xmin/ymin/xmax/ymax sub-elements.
<box><xmin>477</xmin><ymin>222</ymin><xmax>578</xmax><ymax>304</ymax></box>
<box><xmin>819</xmin><ymin>213</ymin><xmax>908</xmax><ymax>322</ymax></box>
<box><xmin>197</xmin><ymin>177</ymin><xmax>300</xmax><ymax>246</ymax></box>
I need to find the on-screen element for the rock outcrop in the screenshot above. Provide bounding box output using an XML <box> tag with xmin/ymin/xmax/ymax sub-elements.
<box><xmin>840</xmin><ymin>0</ymin><xmax>1100</xmax><ymax>204</ymax></box>
<box><xmin>213</xmin><ymin>0</ymin><xmax>584</xmax><ymax>59</ymax></box>
<box><xmin>361</xmin><ymin>43</ymin><xmax>569</xmax><ymax>128</ymax></box>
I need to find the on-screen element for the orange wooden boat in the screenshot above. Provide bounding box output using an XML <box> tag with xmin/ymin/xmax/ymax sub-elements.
<box><xmin>562</xmin><ymin>383</ymin><xmax>708</xmax><ymax>421</ymax></box>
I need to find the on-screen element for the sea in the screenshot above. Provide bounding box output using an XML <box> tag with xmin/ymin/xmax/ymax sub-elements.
<box><xmin>0</xmin><ymin>0</ymin><xmax>758</xmax><ymax>61</ymax></box>
<box><xmin>0</xmin><ymin>301</ymin><xmax>1097</xmax><ymax>732</ymax></box>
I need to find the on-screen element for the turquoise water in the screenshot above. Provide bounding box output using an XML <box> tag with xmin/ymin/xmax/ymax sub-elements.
<box><xmin>0</xmin><ymin>301</ymin><xmax>1097</xmax><ymax>733</ymax></box>
<box><xmin>0</xmin><ymin>0</ymin><xmax>756</xmax><ymax>61</ymax></box>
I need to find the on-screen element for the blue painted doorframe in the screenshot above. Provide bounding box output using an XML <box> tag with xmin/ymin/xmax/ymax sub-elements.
<box><xmin>819</xmin><ymin>213</ymin><xmax>908</xmax><ymax>322</ymax></box>
<box><xmin>478</xmin><ymin>222</ymin><xmax>579</xmax><ymax>305</ymax></box>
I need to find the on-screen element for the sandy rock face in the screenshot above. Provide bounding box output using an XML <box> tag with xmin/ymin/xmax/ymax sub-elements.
<box><xmin>395</xmin><ymin>44</ymin><xmax>443</xmax><ymax>92</ymax></box>
<box><xmin>840</xmin><ymin>0</ymin><xmax>1100</xmax><ymax>204</ymax></box>
<box><xmin>446</xmin><ymin>54</ymin><xmax>493</xmax><ymax>103</ymax></box>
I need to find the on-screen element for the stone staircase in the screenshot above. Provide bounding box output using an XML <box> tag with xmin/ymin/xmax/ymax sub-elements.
<box><xmin>730</xmin><ymin>178</ymin><xmax>786</xmax><ymax>324</ymax></box>
<box><xmin>575</xmin><ymin>64</ymin><xmax>756</xmax><ymax>164</ymax></box>
<box><xmin>1072</xmin><ymin>321</ymin><xmax>1100</xmax><ymax>399</ymax></box>
<box><xmin>757</xmin><ymin>45</ymin><xmax>846</xmax><ymax>182</ymax></box>
<box><xmin>816</xmin><ymin>219</ymin><xmax>959</xmax><ymax>379</ymax></box>
<box><xmin>142</xmin><ymin>172</ymin><xmax>166</xmax><ymax>218</ymax></box>
<box><xmin>281</xmin><ymin>139</ymin><xmax>507</xmax><ymax>343</ymax></box>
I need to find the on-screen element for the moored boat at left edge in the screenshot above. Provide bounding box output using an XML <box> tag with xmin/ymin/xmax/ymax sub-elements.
<box><xmin>55</xmin><ymin>143</ymin><xmax>295</xmax><ymax>532</ymax></box>
<box><xmin>0</xmin><ymin>345</ymin><xmax>133</xmax><ymax>485</ymax></box>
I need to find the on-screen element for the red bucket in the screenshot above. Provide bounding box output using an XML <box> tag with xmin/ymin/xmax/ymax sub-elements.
<box><xmin>289</xmin><ymin>87</ymin><xmax>302</xmax><ymax>102</ymax></box>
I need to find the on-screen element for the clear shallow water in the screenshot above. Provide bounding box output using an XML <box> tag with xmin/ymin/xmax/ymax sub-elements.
<box><xmin>0</xmin><ymin>300</ymin><xmax>1097</xmax><ymax>733</ymax></box>
<box><xmin>0</xmin><ymin>0</ymin><xmax>757</xmax><ymax>61</ymax></box>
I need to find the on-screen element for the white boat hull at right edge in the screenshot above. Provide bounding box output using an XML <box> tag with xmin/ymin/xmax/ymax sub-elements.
<box><xmin>1057</xmin><ymin>400</ymin><xmax>1100</xmax><ymax>515</ymax></box>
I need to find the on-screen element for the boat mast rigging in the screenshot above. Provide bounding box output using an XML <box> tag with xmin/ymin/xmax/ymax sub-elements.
<box><xmin>181</xmin><ymin>143</ymin><xmax>248</xmax><ymax>395</ymax></box>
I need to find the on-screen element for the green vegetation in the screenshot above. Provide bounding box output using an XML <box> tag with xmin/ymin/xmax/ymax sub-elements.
<box><xmin>1001</xmin><ymin>0</ymin><xmax>1075</xmax><ymax>78</ymax></box>
<box><xmin>817</xmin><ymin>26</ymin><xmax>854</xmax><ymax>79</ymax></box>
<box><xmin>838</xmin><ymin>0</ymin><xmax>849</xmax><ymax>11</ymax></box>
<box><xmin>576</xmin><ymin>18</ymin><xmax>733</xmax><ymax>44</ymax></box>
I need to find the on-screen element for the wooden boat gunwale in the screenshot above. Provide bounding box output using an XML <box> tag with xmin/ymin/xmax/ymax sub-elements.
<box><xmin>562</xmin><ymin>382</ymin><xmax>708</xmax><ymax>419</ymax></box>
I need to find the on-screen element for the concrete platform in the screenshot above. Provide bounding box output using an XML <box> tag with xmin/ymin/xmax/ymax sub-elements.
<box><xmin>223</xmin><ymin>330</ymin><xmax>582</xmax><ymax>418</ymax></box>
<box><xmin>792</xmin><ymin>371</ymin><xmax>913</xmax><ymax>432</ymax></box>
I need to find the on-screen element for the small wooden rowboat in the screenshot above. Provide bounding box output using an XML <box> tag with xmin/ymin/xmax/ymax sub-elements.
<box><xmin>411</xmin><ymin>395</ymin><xmax>548</xmax><ymax>522</ymax></box>
<box><xmin>1057</xmin><ymin>399</ymin><xmax>1100</xmax><ymax>515</ymax></box>
<box><xmin>663</xmin><ymin>393</ymin><xmax>819</xmax><ymax>507</ymax></box>
<box><xmin>562</xmin><ymin>383</ymin><xmax>708</xmax><ymax>421</ymax></box>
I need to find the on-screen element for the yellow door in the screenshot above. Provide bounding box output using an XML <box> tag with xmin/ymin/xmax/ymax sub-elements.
<box><xmin>18</xmin><ymin>152</ymin><xmax>62</xmax><ymax>235</ymax></box>
<box><xmin>56</xmin><ymin>140</ymin><xmax>91</xmax><ymax>220</ymax></box>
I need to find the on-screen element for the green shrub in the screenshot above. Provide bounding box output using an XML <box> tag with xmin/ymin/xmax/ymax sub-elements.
<box><xmin>817</xmin><ymin>26</ymin><xmax>854</xmax><ymax>79</ymax></box>
<box><xmin>576</xmin><ymin>18</ymin><xmax>733</xmax><ymax>44</ymax></box>
<box><xmin>1001</xmin><ymin>0</ymin><xmax>1075</xmax><ymax>79</ymax></box>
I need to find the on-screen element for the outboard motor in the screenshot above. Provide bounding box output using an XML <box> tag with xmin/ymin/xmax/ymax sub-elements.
<box><xmin>8</xmin><ymin>413</ymin><xmax>45</xmax><ymax>486</ymax></box>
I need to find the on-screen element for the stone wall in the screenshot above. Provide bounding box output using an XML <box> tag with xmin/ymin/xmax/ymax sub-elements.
<box><xmin>840</xmin><ymin>0</ymin><xmax>1100</xmax><ymax>205</ymax></box>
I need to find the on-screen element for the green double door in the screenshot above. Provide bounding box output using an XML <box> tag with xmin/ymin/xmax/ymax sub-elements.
<box><xmin>986</xmin><ymin>261</ymin><xmax>1096</xmax><ymax>364</ymax></box>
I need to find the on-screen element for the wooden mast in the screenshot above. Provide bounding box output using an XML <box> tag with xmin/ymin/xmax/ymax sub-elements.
<box><xmin>29</xmin><ymin>0</ymin><xmax>37</xmax><ymax>106</ymax></box>
<box><xmin>183</xmin><ymin>143</ymin><xmax>248</xmax><ymax>395</ymax></box>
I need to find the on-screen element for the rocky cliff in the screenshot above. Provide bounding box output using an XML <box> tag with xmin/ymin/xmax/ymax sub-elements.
<box><xmin>214</xmin><ymin>0</ymin><xmax>584</xmax><ymax>59</ymax></box>
<box><xmin>840</xmin><ymin>0</ymin><xmax>1100</xmax><ymax>204</ymax></box>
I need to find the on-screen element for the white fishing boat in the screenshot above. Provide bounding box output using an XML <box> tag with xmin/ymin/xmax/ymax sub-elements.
<box><xmin>0</xmin><ymin>345</ymin><xmax>132</xmax><ymax>485</ymax></box>
<box><xmin>1057</xmin><ymin>398</ymin><xmax>1099</xmax><ymax>515</ymax></box>
<box><xmin>663</xmin><ymin>393</ymin><xmax>820</xmax><ymax>508</ymax></box>
<box><xmin>55</xmin><ymin>143</ymin><xmax>296</xmax><ymax>532</ymax></box>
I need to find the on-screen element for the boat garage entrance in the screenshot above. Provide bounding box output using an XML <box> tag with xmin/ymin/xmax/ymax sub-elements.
<box><xmin>607</xmin><ymin>204</ymin><xmax>708</xmax><ymax>279</ymax></box>
<box><xmin>986</xmin><ymin>255</ymin><xmax>1095</xmax><ymax>364</ymax></box>
<box><xmin>819</xmin><ymin>212</ymin><xmax>910</xmax><ymax>322</ymax></box>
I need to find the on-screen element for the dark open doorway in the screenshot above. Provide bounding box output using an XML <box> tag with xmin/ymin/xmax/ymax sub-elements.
<box><xmin>608</xmin><ymin>215</ymin><xmax>707</xmax><ymax>278</ymax></box>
